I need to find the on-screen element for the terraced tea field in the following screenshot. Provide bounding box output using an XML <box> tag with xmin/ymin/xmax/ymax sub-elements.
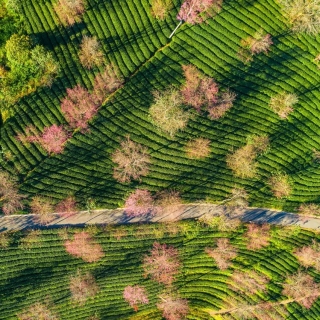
<box><xmin>2</xmin><ymin>0</ymin><xmax>320</xmax><ymax>212</ymax></box>
<box><xmin>0</xmin><ymin>221</ymin><xmax>319</xmax><ymax>319</ymax></box>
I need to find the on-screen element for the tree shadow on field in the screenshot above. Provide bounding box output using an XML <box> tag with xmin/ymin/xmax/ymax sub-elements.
<box><xmin>0</xmin><ymin>265</ymin><xmax>57</xmax><ymax>308</ymax></box>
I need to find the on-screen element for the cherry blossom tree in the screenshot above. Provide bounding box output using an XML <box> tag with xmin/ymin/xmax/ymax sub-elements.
<box><xmin>154</xmin><ymin>189</ymin><xmax>183</xmax><ymax>214</ymax></box>
<box><xmin>64</xmin><ymin>231</ymin><xmax>104</xmax><ymax>262</ymax></box>
<box><xmin>177</xmin><ymin>0</ymin><xmax>222</xmax><ymax>24</ymax></box>
<box><xmin>79</xmin><ymin>36</ymin><xmax>104</xmax><ymax>69</ymax></box>
<box><xmin>53</xmin><ymin>0</ymin><xmax>85</xmax><ymax>26</ymax></box>
<box><xmin>0</xmin><ymin>170</ymin><xmax>24</xmax><ymax>215</ymax></box>
<box><xmin>241</xmin><ymin>30</ymin><xmax>273</xmax><ymax>55</ymax></box>
<box><xmin>208</xmin><ymin>89</ymin><xmax>236</xmax><ymax>119</ymax></box>
<box><xmin>181</xmin><ymin>64</ymin><xmax>219</xmax><ymax>112</ymax></box>
<box><xmin>17</xmin><ymin>124</ymin><xmax>69</xmax><ymax>154</ymax></box>
<box><xmin>93</xmin><ymin>64</ymin><xmax>124</xmax><ymax>104</ymax></box>
<box><xmin>55</xmin><ymin>196</ymin><xmax>77</xmax><ymax>218</ymax></box>
<box><xmin>294</xmin><ymin>240</ymin><xmax>320</xmax><ymax>271</ymax></box>
<box><xmin>143</xmin><ymin>242</ymin><xmax>180</xmax><ymax>285</ymax></box>
<box><xmin>157</xmin><ymin>295</ymin><xmax>189</xmax><ymax>320</ymax></box>
<box><xmin>61</xmin><ymin>85</ymin><xmax>99</xmax><ymax>130</ymax></box>
<box><xmin>124</xmin><ymin>189</ymin><xmax>155</xmax><ymax>216</ymax></box>
<box><xmin>123</xmin><ymin>285</ymin><xmax>149</xmax><ymax>311</ymax></box>
<box><xmin>70</xmin><ymin>271</ymin><xmax>99</xmax><ymax>305</ymax></box>
<box><xmin>112</xmin><ymin>136</ymin><xmax>151</xmax><ymax>183</ymax></box>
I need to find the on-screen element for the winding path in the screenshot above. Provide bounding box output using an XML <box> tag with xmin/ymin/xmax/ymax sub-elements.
<box><xmin>1</xmin><ymin>204</ymin><xmax>320</xmax><ymax>233</ymax></box>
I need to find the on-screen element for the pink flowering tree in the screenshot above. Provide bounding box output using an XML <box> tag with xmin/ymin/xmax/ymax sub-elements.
<box><xmin>123</xmin><ymin>285</ymin><xmax>149</xmax><ymax>311</ymax></box>
<box><xmin>157</xmin><ymin>295</ymin><xmax>189</xmax><ymax>320</ymax></box>
<box><xmin>61</xmin><ymin>85</ymin><xmax>99</xmax><ymax>130</ymax></box>
<box><xmin>181</xmin><ymin>65</ymin><xmax>219</xmax><ymax>112</ymax></box>
<box><xmin>17</xmin><ymin>124</ymin><xmax>69</xmax><ymax>154</ymax></box>
<box><xmin>55</xmin><ymin>196</ymin><xmax>77</xmax><ymax>218</ymax></box>
<box><xmin>143</xmin><ymin>242</ymin><xmax>180</xmax><ymax>286</ymax></box>
<box><xmin>124</xmin><ymin>189</ymin><xmax>155</xmax><ymax>217</ymax></box>
<box><xmin>64</xmin><ymin>231</ymin><xmax>104</xmax><ymax>262</ymax></box>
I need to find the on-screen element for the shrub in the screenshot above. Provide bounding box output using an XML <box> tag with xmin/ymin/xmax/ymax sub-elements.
<box><xmin>246</xmin><ymin>223</ymin><xmax>270</xmax><ymax>250</ymax></box>
<box><xmin>205</xmin><ymin>238</ymin><xmax>237</xmax><ymax>269</ymax></box>
<box><xmin>124</xmin><ymin>189</ymin><xmax>155</xmax><ymax>216</ymax></box>
<box><xmin>61</xmin><ymin>85</ymin><xmax>99</xmax><ymax>130</ymax></box>
<box><xmin>157</xmin><ymin>295</ymin><xmax>189</xmax><ymax>320</ymax></box>
<box><xmin>177</xmin><ymin>0</ymin><xmax>222</xmax><ymax>24</ymax></box>
<box><xmin>241</xmin><ymin>30</ymin><xmax>273</xmax><ymax>54</ymax></box>
<box><xmin>0</xmin><ymin>232</ymin><xmax>10</xmax><ymax>248</ymax></box>
<box><xmin>19</xmin><ymin>230</ymin><xmax>42</xmax><ymax>250</ymax></box>
<box><xmin>268</xmin><ymin>174</ymin><xmax>292</xmax><ymax>198</ymax></box>
<box><xmin>185</xmin><ymin>138</ymin><xmax>211</xmax><ymax>159</ymax></box>
<box><xmin>123</xmin><ymin>285</ymin><xmax>149</xmax><ymax>311</ymax></box>
<box><xmin>282</xmin><ymin>271</ymin><xmax>320</xmax><ymax>308</ymax></box>
<box><xmin>229</xmin><ymin>270</ymin><xmax>269</xmax><ymax>294</ymax></box>
<box><xmin>53</xmin><ymin>0</ymin><xmax>85</xmax><ymax>26</ymax></box>
<box><xmin>298</xmin><ymin>203</ymin><xmax>320</xmax><ymax>216</ymax></box>
<box><xmin>143</xmin><ymin>242</ymin><xmax>180</xmax><ymax>285</ymax></box>
<box><xmin>55</xmin><ymin>196</ymin><xmax>77</xmax><ymax>218</ymax></box>
<box><xmin>70</xmin><ymin>271</ymin><xmax>99</xmax><ymax>305</ymax></box>
<box><xmin>278</xmin><ymin>0</ymin><xmax>320</xmax><ymax>34</ymax></box>
<box><xmin>0</xmin><ymin>170</ymin><xmax>24</xmax><ymax>215</ymax></box>
<box><xmin>112</xmin><ymin>136</ymin><xmax>151</xmax><ymax>183</ymax></box>
<box><xmin>17</xmin><ymin>300</ymin><xmax>58</xmax><ymax>320</ymax></box>
<box><xmin>93</xmin><ymin>64</ymin><xmax>123</xmax><ymax>104</ymax></box>
<box><xmin>149</xmin><ymin>88</ymin><xmax>191</xmax><ymax>137</ymax></box>
<box><xmin>64</xmin><ymin>231</ymin><xmax>104</xmax><ymax>262</ymax></box>
<box><xmin>79</xmin><ymin>36</ymin><xmax>104</xmax><ymax>69</ymax></box>
<box><xmin>150</xmin><ymin>0</ymin><xmax>173</xmax><ymax>20</ymax></box>
<box><xmin>199</xmin><ymin>214</ymin><xmax>241</xmax><ymax>232</ymax></box>
<box><xmin>269</xmin><ymin>92</ymin><xmax>298</xmax><ymax>119</ymax></box>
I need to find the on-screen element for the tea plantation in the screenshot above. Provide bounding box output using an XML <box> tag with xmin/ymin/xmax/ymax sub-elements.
<box><xmin>0</xmin><ymin>221</ymin><xmax>319</xmax><ymax>319</ymax></box>
<box><xmin>1</xmin><ymin>0</ymin><xmax>320</xmax><ymax>211</ymax></box>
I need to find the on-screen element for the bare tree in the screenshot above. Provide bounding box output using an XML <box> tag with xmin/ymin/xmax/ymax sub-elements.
<box><xmin>223</xmin><ymin>187</ymin><xmax>249</xmax><ymax>209</ymax></box>
<box><xmin>17</xmin><ymin>300</ymin><xmax>58</xmax><ymax>320</ymax></box>
<box><xmin>53</xmin><ymin>0</ymin><xmax>85</xmax><ymax>26</ymax></box>
<box><xmin>31</xmin><ymin>196</ymin><xmax>55</xmax><ymax>225</ymax></box>
<box><xmin>226</xmin><ymin>135</ymin><xmax>269</xmax><ymax>178</ymax></box>
<box><xmin>278</xmin><ymin>0</ymin><xmax>320</xmax><ymax>34</ymax></box>
<box><xmin>269</xmin><ymin>92</ymin><xmax>298</xmax><ymax>119</ymax></box>
<box><xmin>298</xmin><ymin>203</ymin><xmax>320</xmax><ymax>216</ymax></box>
<box><xmin>154</xmin><ymin>189</ymin><xmax>183</xmax><ymax>215</ymax></box>
<box><xmin>205</xmin><ymin>238</ymin><xmax>237</xmax><ymax>270</ymax></box>
<box><xmin>143</xmin><ymin>242</ymin><xmax>180</xmax><ymax>286</ymax></box>
<box><xmin>246</xmin><ymin>223</ymin><xmax>270</xmax><ymax>250</ymax></box>
<box><xmin>93</xmin><ymin>64</ymin><xmax>124</xmax><ymax>104</ymax></box>
<box><xmin>268</xmin><ymin>174</ymin><xmax>292</xmax><ymax>199</ymax></box>
<box><xmin>70</xmin><ymin>270</ymin><xmax>99</xmax><ymax>305</ymax></box>
<box><xmin>150</xmin><ymin>0</ymin><xmax>173</xmax><ymax>20</ymax></box>
<box><xmin>0</xmin><ymin>170</ymin><xmax>24</xmax><ymax>215</ymax></box>
<box><xmin>282</xmin><ymin>271</ymin><xmax>320</xmax><ymax>308</ymax></box>
<box><xmin>79</xmin><ymin>36</ymin><xmax>104</xmax><ymax>69</ymax></box>
<box><xmin>241</xmin><ymin>30</ymin><xmax>273</xmax><ymax>54</ymax></box>
<box><xmin>55</xmin><ymin>196</ymin><xmax>78</xmax><ymax>218</ymax></box>
<box><xmin>149</xmin><ymin>88</ymin><xmax>191</xmax><ymax>137</ymax></box>
<box><xmin>157</xmin><ymin>295</ymin><xmax>189</xmax><ymax>320</ymax></box>
<box><xmin>185</xmin><ymin>138</ymin><xmax>211</xmax><ymax>159</ymax></box>
<box><xmin>294</xmin><ymin>240</ymin><xmax>320</xmax><ymax>271</ymax></box>
<box><xmin>229</xmin><ymin>270</ymin><xmax>269</xmax><ymax>294</ymax></box>
<box><xmin>112</xmin><ymin>136</ymin><xmax>151</xmax><ymax>183</ymax></box>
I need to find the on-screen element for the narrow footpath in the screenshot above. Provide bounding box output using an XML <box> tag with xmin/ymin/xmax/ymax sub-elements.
<box><xmin>1</xmin><ymin>204</ymin><xmax>320</xmax><ymax>233</ymax></box>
